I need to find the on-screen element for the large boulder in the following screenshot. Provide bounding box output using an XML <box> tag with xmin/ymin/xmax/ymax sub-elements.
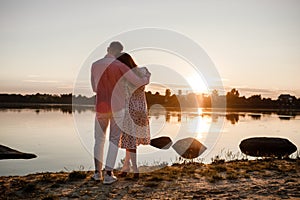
<box><xmin>239</xmin><ymin>137</ymin><xmax>297</xmax><ymax>158</ymax></box>
<box><xmin>172</xmin><ymin>137</ymin><xmax>207</xmax><ymax>159</ymax></box>
<box><xmin>0</xmin><ymin>145</ymin><xmax>37</xmax><ymax>160</ymax></box>
<box><xmin>150</xmin><ymin>136</ymin><xmax>172</xmax><ymax>149</ymax></box>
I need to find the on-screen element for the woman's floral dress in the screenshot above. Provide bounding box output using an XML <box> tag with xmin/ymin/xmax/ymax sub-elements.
<box><xmin>119</xmin><ymin>67</ymin><xmax>151</xmax><ymax>149</ymax></box>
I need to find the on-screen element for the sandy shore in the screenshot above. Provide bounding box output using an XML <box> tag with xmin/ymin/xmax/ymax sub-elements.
<box><xmin>1</xmin><ymin>159</ymin><xmax>299</xmax><ymax>199</ymax></box>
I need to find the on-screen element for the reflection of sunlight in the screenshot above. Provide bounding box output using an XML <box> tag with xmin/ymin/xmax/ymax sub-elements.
<box><xmin>197</xmin><ymin>108</ymin><xmax>203</xmax><ymax>115</ymax></box>
<box><xmin>195</xmin><ymin>117</ymin><xmax>211</xmax><ymax>140</ymax></box>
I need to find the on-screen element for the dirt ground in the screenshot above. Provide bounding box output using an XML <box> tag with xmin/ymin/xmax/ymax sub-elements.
<box><xmin>1</xmin><ymin>159</ymin><xmax>299</xmax><ymax>199</ymax></box>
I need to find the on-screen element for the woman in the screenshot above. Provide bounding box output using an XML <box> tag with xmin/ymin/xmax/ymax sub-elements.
<box><xmin>116</xmin><ymin>53</ymin><xmax>151</xmax><ymax>178</ymax></box>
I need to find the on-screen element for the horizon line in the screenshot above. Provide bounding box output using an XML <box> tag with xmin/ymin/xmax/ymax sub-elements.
<box><xmin>1</xmin><ymin>90</ymin><xmax>299</xmax><ymax>100</ymax></box>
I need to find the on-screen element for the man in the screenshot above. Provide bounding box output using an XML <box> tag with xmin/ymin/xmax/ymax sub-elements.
<box><xmin>91</xmin><ymin>41</ymin><xmax>149</xmax><ymax>184</ymax></box>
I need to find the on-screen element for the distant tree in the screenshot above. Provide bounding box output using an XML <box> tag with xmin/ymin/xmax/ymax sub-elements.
<box><xmin>201</xmin><ymin>94</ymin><xmax>211</xmax><ymax>108</ymax></box>
<box><xmin>227</xmin><ymin>88</ymin><xmax>239</xmax><ymax>98</ymax></box>
<box><xmin>211</xmin><ymin>89</ymin><xmax>219</xmax><ymax>104</ymax></box>
<box><xmin>186</xmin><ymin>93</ymin><xmax>198</xmax><ymax>107</ymax></box>
<box><xmin>248</xmin><ymin>95</ymin><xmax>262</xmax><ymax>102</ymax></box>
<box><xmin>247</xmin><ymin>95</ymin><xmax>262</xmax><ymax>108</ymax></box>
<box><xmin>168</xmin><ymin>94</ymin><xmax>180</xmax><ymax>108</ymax></box>
<box><xmin>165</xmin><ymin>89</ymin><xmax>171</xmax><ymax>98</ymax></box>
<box><xmin>211</xmin><ymin>89</ymin><xmax>219</xmax><ymax>97</ymax></box>
<box><xmin>165</xmin><ymin>89</ymin><xmax>171</xmax><ymax>103</ymax></box>
<box><xmin>226</xmin><ymin>88</ymin><xmax>240</xmax><ymax>107</ymax></box>
<box><xmin>60</xmin><ymin>94</ymin><xmax>72</xmax><ymax>104</ymax></box>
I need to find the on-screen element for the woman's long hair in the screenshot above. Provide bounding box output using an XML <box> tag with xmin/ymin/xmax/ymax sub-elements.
<box><xmin>116</xmin><ymin>53</ymin><xmax>137</xmax><ymax>69</ymax></box>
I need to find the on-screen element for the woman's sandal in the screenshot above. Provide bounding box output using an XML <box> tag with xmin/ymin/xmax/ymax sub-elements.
<box><xmin>119</xmin><ymin>171</ymin><xmax>128</xmax><ymax>177</ymax></box>
<box><xmin>133</xmin><ymin>173</ymin><xmax>139</xmax><ymax>179</ymax></box>
<box><xmin>119</xmin><ymin>165</ymin><xmax>130</xmax><ymax>177</ymax></box>
<box><xmin>132</xmin><ymin>166</ymin><xmax>139</xmax><ymax>179</ymax></box>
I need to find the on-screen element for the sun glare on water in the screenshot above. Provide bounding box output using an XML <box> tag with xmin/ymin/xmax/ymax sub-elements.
<box><xmin>195</xmin><ymin>116</ymin><xmax>211</xmax><ymax>140</ymax></box>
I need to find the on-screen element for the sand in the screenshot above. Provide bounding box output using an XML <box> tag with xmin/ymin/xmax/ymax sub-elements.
<box><xmin>0</xmin><ymin>159</ymin><xmax>299</xmax><ymax>199</ymax></box>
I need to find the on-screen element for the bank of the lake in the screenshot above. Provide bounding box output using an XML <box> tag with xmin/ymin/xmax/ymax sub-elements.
<box><xmin>1</xmin><ymin>159</ymin><xmax>299</xmax><ymax>199</ymax></box>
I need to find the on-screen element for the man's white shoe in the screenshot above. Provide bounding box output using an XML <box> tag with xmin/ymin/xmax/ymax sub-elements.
<box><xmin>103</xmin><ymin>174</ymin><xmax>118</xmax><ymax>185</ymax></box>
<box><xmin>92</xmin><ymin>172</ymin><xmax>103</xmax><ymax>181</ymax></box>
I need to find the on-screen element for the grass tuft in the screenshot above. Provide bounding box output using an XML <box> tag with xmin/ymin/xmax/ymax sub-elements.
<box><xmin>41</xmin><ymin>173</ymin><xmax>52</xmax><ymax>182</ymax></box>
<box><xmin>144</xmin><ymin>181</ymin><xmax>159</xmax><ymax>187</ymax></box>
<box><xmin>23</xmin><ymin>182</ymin><xmax>37</xmax><ymax>193</ymax></box>
<box><xmin>68</xmin><ymin>171</ymin><xmax>87</xmax><ymax>181</ymax></box>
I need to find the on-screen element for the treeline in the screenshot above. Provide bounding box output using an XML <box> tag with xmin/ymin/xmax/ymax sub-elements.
<box><xmin>1</xmin><ymin>89</ymin><xmax>300</xmax><ymax>109</ymax></box>
<box><xmin>145</xmin><ymin>89</ymin><xmax>300</xmax><ymax>109</ymax></box>
<box><xmin>224</xmin><ymin>89</ymin><xmax>300</xmax><ymax>109</ymax></box>
<box><xmin>0</xmin><ymin>93</ymin><xmax>93</xmax><ymax>105</ymax></box>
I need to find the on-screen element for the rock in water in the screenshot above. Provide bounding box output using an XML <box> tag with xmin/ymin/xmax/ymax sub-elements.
<box><xmin>150</xmin><ymin>136</ymin><xmax>172</xmax><ymax>149</ymax></box>
<box><xmin>172</xmin><ymin>137</ymin><xmax>207</xmax><ymax>159</ymax></box>
<box><xmin>239</xmin><ymin>137</ymin><xmax>297</xmax><ymax>158</ymax></box>
<box><xmin>0</xmin><ymin>144</ymin><xmax>37</xmax><ymax>159</ymax></box>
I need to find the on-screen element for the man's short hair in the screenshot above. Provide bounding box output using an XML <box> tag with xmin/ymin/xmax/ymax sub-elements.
<box><xmin>109</xmin><ymin>41</ymin><xmax>123</xmax><ymax>52</ymax></box>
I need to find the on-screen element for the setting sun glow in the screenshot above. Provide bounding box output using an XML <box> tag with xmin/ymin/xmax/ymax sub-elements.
<box><xmin>132</xmin><ymin>49</ymin><xmax>209</xmax><ymax>95</ymax></box>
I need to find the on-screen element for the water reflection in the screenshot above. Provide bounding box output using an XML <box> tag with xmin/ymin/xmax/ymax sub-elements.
<box><xmin>249</xmin><ymin>114</ymin><xmax>262</xmax><ymax>120</ymax></box>
<box><xmin>1</xmin><ymin>105</ymin><xmax>300</xmax><ymax>123</ymax></box>
<box><xmin>195</xmin><ymin>117</ymin><xmax>211</xmax><ymax>139</ymax></box>
<box><xmin>163</xmin><ymin>112</ymin><xmax>182</xmax><ymax>123</ymax></box>
<box><xmin>226</xmin><ymin>113</ymin><xmax>239</xmax><ymax>125</ymax></box>
<box><xmin>166</xmin><ymin>112</ymin><xmax>171</xmax><ymax>122</ymax></box>
<box><xmin>277</xmin><ymin>110</ymin><xmax>297</xmax><ymax>120</ymax></box>
<box><xmin>177</xmin><ymin>113</ymin><xmax>181</xmax><ymax>122</ymax></box>
<box><xmin>0</xmin><ymin>105</ymin><xmax>93</xmax><ymax>114</ymax></box>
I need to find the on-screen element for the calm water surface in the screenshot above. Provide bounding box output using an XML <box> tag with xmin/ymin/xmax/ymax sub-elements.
<box><xmin>0</xmin><ymin>108</ymin><xmax>299</xmax><ymax>176</ymax></box>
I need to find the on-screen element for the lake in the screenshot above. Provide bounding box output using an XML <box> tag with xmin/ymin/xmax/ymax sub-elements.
<box><xmin>0</xmin><ymin>107</ymin><xmax>299</xmax><ymax>176</ymax></box>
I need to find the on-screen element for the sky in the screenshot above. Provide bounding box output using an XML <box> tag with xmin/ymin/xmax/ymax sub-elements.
<box><xmin>0</xmin><ymin>0</ymin><xmax>300</xmax><ymax>99</ymax></box>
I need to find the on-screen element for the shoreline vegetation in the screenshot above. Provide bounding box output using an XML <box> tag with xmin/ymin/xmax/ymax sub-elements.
<box><xmin>1</xmin><ymin>88</ymin><xmax>300</xmax><ymax>110</ymax></box>
<box><xmin>1</xmin><ymin>158</ymin><xmax>299</xmax><ymax>199</ymax></box>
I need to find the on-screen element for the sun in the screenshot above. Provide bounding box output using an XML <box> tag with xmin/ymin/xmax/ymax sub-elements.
<box><xmin>186</xmin><ymin>73</ymin><xmax>208</xmax><ymax>94</ymax></box>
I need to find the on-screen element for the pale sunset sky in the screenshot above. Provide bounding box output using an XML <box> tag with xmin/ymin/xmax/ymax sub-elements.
<box><xmin>0</xmin><ymin>0</ymin><xmax>299</xmax><ymax>99</ymax></box>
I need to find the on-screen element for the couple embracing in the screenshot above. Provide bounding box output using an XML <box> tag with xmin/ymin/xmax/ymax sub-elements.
<box><xmin>91</xmin><ymin>41</ymin><xmax>151</xmax><ymax>184</ymax></box>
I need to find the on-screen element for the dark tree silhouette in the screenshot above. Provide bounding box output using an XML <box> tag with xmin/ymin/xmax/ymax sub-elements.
<box><xmin>0</xmin><ymin>89</ymin><xmax>299</xmax><ymax>110</ymax></box>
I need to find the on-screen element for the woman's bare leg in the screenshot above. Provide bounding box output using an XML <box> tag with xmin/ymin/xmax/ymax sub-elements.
<box><xmin>121</xmin><ymin>149</ymin><xmax>131</xmax><ymax>171</ymax></box>
<box><xmin>128</xmin><ymin>149</ymin><xmax>138</xmax><ymax>173</ymax></box>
